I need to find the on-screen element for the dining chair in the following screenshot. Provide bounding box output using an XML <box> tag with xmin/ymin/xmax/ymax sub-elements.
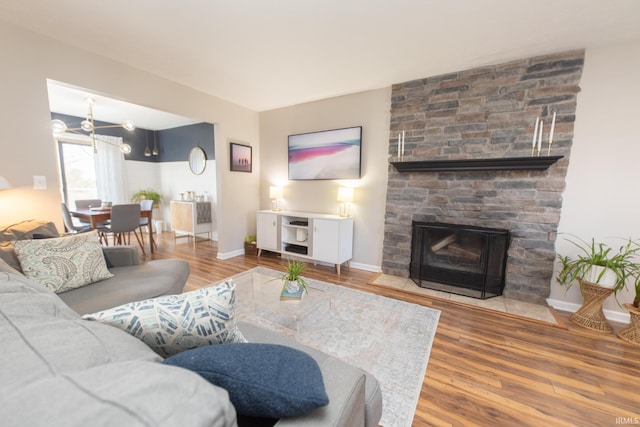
<box><xmin>101</xmin><ymin>204</ymin><xmax>146</xmax><ymax>256</ymax></box>
<box><xmin>138</xmin><ymin>199</ymin><xmax>156</xmax><ymax>251</ymax></box>
<box><xmin>61</xmin><ymin>203</ymin><xmax>93</xmax><ymax>234</ymax></box>
<box><xmin>74</xmin><ymin>199</ymin><xmax>102</xmax><ymax>209</ymax></box>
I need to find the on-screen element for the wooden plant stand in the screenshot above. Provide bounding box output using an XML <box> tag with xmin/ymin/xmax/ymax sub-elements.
<box><xmin>569</xmin><ymin>280</ymin><xmax>614</xmax><ymax>333</ymax></box>
<box><xmin>617</xmin><ymin>304</ymin><xmax>640</xmax><ymax>346</ymax></box>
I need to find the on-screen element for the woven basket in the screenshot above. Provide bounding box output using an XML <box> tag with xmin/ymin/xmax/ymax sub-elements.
<box><xmin>568</xmin><ymin>280</ymin><xmax>614</xmax><ymax>333</ymax></box>
<box><xmin>617</xmin><ymin>304</ymin><xmax>640</xmax><ymax>346</ymax></box>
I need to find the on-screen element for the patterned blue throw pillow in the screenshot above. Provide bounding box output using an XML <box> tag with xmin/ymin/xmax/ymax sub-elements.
<box><xmin>163</xmin><ymin>343</ymin><xmax>329</xmax><ymax>418</ymax></box>
<box><xmin>83</xmin><ymin>280</ymin><xmax>246</xmax><ymax>357</ymax></box>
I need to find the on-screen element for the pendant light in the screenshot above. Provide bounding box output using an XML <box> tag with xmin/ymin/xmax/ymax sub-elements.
<box><xmin>152</xmin><ymin>131</ymin><xmax>159</xmax><ymax>156</ymax></box>
<box><xmin>144</xmin><ymin>131</ymin><xmax>151</xmax><ymax>157</ymax></box>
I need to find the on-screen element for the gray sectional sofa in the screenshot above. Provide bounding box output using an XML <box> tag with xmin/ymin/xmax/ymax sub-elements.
<box><xmin>0</xmin><ymin>220</ymin><xmax>189</xmax><ymax>314</ymax></box>
<box><xmin>0</xmin><ymin>220</ymin><xmax>382</xmax><ymax>426</ymax></box>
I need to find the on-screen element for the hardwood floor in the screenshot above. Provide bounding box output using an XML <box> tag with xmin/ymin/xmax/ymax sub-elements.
<box><xmin>150</xmin><ymin>232</ymin><xmax>640</xmax><ymax>426</ymax></box>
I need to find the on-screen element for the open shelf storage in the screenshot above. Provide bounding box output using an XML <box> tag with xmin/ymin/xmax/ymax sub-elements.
<box><xmin>256</xmin><ymin>210</ymin><xmax>353</xmax><ymax>274</ymax></box>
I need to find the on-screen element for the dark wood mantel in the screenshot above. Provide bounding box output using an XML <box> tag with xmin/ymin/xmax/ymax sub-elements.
<box><xmin>390</xmin><ymin>156</ymin><xmax>563</xmax><ymax>172</ymax></box>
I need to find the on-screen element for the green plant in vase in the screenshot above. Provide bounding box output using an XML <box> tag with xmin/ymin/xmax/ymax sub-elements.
<box><xmin>556</xmin><ymin>235</ymin><xmax>639</xmax><ymax>296</ymax></box>
<box><xmin>278</xmin><ymin>259</ymin><xmax>309</xmax><ymax>295</ymax></box>
<box><xmin>557</xmin><ymin>235</ymin><xmax>640</xmax><ymax>332</ymax></box>
<box><xmin>131</xmin><ymin>188</ymin><xmax>162</xmax><ymax>207</ymax></box>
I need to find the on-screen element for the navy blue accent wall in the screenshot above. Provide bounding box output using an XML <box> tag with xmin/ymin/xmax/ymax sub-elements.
<box><xmin>159</xmin><ymin>122</ymin><xmax>214</xmax><ymax>161</ymax></box>
<box><xmin>50</xmin><ymin>113</ymin><xmax>214</xmax><ymax>162</ymax></box>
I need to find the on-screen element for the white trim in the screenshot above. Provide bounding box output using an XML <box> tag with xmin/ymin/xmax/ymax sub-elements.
<box><xmin>350</xmin><ymin>261</ymin><xmax>381</xmax><ymax>273</ymax></box>
<box><xmin>546</xmin><ymin>298</ymin><xmax>631</xmax><ymax>324</ymax></box>
<box><xmin>217</xmin><ymin>249</ymin><xmax>245</xmax><ymax>260</ymax></box>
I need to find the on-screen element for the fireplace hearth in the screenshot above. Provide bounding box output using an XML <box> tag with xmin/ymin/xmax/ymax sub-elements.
<box><xmin>410</xmin><ymin>222</ymin><xmax>510</xmax><ymax>299</ymax></box>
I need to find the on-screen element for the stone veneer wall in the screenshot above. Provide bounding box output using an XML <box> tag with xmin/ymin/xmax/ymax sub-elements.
<box><xmin>382</xmin><ymin>50</ymin><xmax>584</xmax><ymax>304</ymax></box>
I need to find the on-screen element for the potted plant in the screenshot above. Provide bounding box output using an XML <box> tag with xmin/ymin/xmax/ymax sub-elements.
<box><xmin>244</xmin><ymin>235</ymin><xmax>257</xmax><ymax>256</ymax></box>
<box><xmin>131</xmin><ymin>188</ymin><xmax>162</xmax><ymax>207</ymax></box>
<box><xmin>277</xmin><ymin>259</ymin><xmax>309</xmax><ymax>296</ymax></box>
<box><xmin>632</xmin><ymin>274</ymin><xmax>640</xmax><ymax>309</ymax></box>
<box><xmin>556</xmin><ymin>236</ymin><xmax>639</xmax><ymax>294</ymax></box>
<box><xmin>556</xmin><ymin>235</ymin><xmax>639</xmax><ymax>332</ymax></box>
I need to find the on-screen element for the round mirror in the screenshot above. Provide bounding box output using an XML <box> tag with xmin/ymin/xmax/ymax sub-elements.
<box><xmin>189</xmin><ymin>147</ymin><xmax>207</xmax><ymax>175</ymax></box>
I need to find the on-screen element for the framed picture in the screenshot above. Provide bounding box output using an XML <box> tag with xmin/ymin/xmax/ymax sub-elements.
<box><xmin>288</xmin><ymin>126</ymin><xmax>362</xmax><ymax>180</ymax></box>
<box><xmin>230</xmin><ymin>142</ymin><xmax>252</xmax><ymax>173</ymax></box>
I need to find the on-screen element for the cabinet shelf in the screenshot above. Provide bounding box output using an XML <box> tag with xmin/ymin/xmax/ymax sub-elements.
<box><xmin>390</xmin><ymin>156</ymin><xmax>563</xmax><ymax>172</ymax></box>
<box><xmin>282</xmin><ymin>240</ymin><xmax>308</xmax><ymax>247</ymax></box>
<box><xmin>283</xmin><ymin>224</ymin><xmax>308</xmax><ymax>229</ymax></box>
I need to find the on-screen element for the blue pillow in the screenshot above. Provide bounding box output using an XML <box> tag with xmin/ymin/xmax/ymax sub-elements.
<box><xmin>163</xmin><ymin>343</ymin><xmax>329</xmax><ymax>418</ymax></box>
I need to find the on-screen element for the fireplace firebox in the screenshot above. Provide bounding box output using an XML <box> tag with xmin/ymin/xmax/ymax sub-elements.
<box><xmin>410</xmin><ymin>222</ymin><xmax>510</xmax><ymax>299</ymax></box>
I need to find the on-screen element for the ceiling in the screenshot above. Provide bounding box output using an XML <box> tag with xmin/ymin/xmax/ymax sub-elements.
<box><xmin>46</xmin><ymin>81</ymin><xmax>200</xmax><ymax>131</ymax></box>
<box><xmin>2</xmin><ymin>0</ymin><xmax>640</xmax><ymax>124</ymax></box>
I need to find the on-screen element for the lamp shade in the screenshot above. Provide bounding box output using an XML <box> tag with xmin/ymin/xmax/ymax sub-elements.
<box><xmin>337</xmin><ymin>187</ymin><xmax>354</xmax><ymax>203</ymax></box>
<box><xmin>0</xmin><ymin>176</ymin><xmax>12</xmax><ymax>190</ymax></box>
<box><xmin>269</xmin><ymin>186</ymin><xmax>283</xmax><ymax>199</ymax></box>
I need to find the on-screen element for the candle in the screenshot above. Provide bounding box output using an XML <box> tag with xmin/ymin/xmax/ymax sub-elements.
<box><xmin>397</xmin><ymin>133</ymin><xmax>401</xmax><ymax>160</ymax></box>
<box><xmin>401</xmin><ymin>130</ymin><xmax>405</xmax><ymax>160</ymax></box>
<box><xmin>537</xmin><ymin>121</ymin><xmax>543</xmax><ymax>156</ymax></box>
<box><xmin>531</xmin><ymin>117</ymin><xmax>539</xmax><ymax>156</ymax></box>
<box><xmin>548</xmin><ymin>112</ymin><xmax>556</xmax><ymax>155</ymax></box>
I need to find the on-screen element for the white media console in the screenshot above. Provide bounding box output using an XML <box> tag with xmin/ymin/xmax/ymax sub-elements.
<box><xmin>256</xmin><ymin>210</ymin><xmax>353</xmax><ymax>274</ymax></box>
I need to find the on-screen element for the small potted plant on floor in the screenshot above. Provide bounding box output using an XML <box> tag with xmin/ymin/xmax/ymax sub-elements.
<box><xmin>244</xmin><ymin>235</ymin><xmax>257</xmax><ymax>256</ymax></box>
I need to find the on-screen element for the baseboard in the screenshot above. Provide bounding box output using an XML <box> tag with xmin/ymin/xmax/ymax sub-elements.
<box><xmin>546</xmin><ymin>298</ymin><xmax>631</xmax><ymax>324</ymax></box>
<box><xmin>217</xmin><ymin>249</ymin><xmax>245</xmax><ymax>260</ymax></box>
<box><xmin>349</xmin><ymin>261</ymin><xmax>381</xmax><ymax>273</ymax></box>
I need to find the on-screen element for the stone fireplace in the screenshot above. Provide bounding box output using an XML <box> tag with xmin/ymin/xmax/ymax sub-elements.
<box><xmin>382</xmin><ymin>50</ymin><xmax>584</xmax><ymax>304</ymax></box>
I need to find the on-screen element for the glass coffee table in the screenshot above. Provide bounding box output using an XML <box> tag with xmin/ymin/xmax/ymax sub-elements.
<box><xmin>232</xmin><ymin>270</ymin><xmax>332</xmax><ymax>339</ymax></box>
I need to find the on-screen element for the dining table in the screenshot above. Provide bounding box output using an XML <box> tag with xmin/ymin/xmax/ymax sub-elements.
<box><xmin>70</xmin><ymin>207</ymin><xmax>156</xmax><ymax>254</ymax></box>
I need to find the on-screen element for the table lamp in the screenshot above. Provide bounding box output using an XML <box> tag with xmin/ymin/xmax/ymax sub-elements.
<box><xmin>337</xmin><ymin>187</ymin><xmax>354</xmax><ymax>217</ymax></box>
<box><xmin>269</xmin><ymin>186</ymin><xmax>283</xmax><ymax>211</ymax></box>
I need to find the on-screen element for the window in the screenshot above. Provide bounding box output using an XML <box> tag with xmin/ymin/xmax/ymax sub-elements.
<box><xmin>56</xmin><ymin>134</ymin><xmax>128</xmax><ymax>206</ymax></box>
<box><xmin>57</xmin><ymin>139</ymin><xmax>98</xmax><ymax>206</ymax></box>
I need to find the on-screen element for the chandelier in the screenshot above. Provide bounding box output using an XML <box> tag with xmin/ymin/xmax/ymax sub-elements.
<box><xmin>51</xmin><ymin>96</ymin><xmax>135</xmax><ymax>154</ymax></box>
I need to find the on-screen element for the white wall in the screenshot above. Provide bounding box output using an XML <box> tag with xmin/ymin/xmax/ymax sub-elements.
<box><xmin>124</xmin><ymin>159</ymin><xmax>218</xmax><ymax>237</ymax></box>
<box><xmin>0</xmin><ymin>22</ymin><xmax>258</xmax><ymax>256</ymax></box>
<box><xmin>259</xmin><ymin>88</ymin><xmax>391</xmax><ymax>271</ymax></box>
<box><xmin>125</xmin><ymin>161</ymin><xmax>161</xmax><ymax>202</ymax></box>
<box><xmin>548</xmin><ymin>39</ymin><xmax>640</xmax><ymax>321</ymax></box>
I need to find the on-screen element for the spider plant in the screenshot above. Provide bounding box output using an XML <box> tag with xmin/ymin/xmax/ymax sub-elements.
<box><xmin>274</xmin><ymin>259</ymin><xmax>309</xmax><ymax>294</ymax></box>
<box><xmin>556</xmin><ymin>235</ymin><xmax>640</xmax><ymax>295</ymax></box>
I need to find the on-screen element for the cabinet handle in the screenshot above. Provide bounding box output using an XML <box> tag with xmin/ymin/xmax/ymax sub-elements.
<box><xmin>273</xmin><ymin>221</ymin><xmax>276</xmax><ymax>227</ymax></box>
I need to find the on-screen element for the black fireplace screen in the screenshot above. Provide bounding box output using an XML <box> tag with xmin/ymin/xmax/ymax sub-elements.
<box><xmin>410</xmin><ymin>222</ymin><xmax>510</xmax><ymax>299</ymax></box>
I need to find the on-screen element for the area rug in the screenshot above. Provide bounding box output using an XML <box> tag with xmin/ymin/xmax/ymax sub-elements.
<box><xmin>226</xmin><ymin>267</ymin><xmax>441</xmax><ymax>427</ymax></box>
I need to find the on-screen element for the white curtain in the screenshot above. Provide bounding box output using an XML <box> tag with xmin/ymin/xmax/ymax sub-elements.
<box><xmin>94</xmin><ymin>135</ymin><xmax>128</xmax><ymax>204</ymax></box>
